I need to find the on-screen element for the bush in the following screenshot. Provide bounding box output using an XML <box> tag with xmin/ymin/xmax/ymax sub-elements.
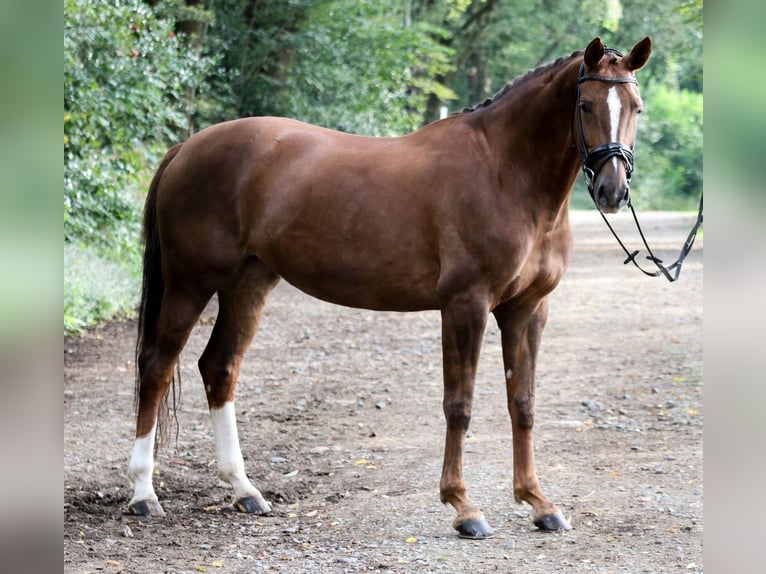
<box><xmin>64</xmin><ymin>0</ymin><xmax>216</xmax><ymax>260</ymax></box>
<box><xmin>64</xmin><ymin>0</ymin><xmax>219</xmax><ymax>330</ymax></box>
<box><xmin>630</xmin><ymin>85</ymin><xmax>703</xmax><ymax>210</ymax></box>
<box><xmin>284</xmin><ymin>0</ymin><xmax>455</xmax><ymax>135</ymax></box>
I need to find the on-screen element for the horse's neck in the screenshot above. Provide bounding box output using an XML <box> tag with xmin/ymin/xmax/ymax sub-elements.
<box><xmin>477</xmin><ymin>63</ymin><xmax>582</xmax><ymax>207</ymax></box>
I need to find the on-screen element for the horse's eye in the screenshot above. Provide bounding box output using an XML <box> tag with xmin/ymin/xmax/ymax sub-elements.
<box><xmin>579</xmin><ymin>101</ymin><xmax>593</xmax><ymax>113</ymax></box>
<box><xmin>636</xmin><ymin>107</ymin><xmax>644</xmax><ymax>115</ymax></box>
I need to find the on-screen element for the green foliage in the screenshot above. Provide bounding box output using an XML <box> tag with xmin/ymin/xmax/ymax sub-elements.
<box><xmin>64</xmin><ymin>0</ymin><xmax>220</xmax><ymax>328</ymax></box>
<box><xmin>202</xmin><ymin>0</ymin><xmax>309</xmax><ymax>119</ymax></box>
<box><xmin>64</xmin><ymin>0</ymin><xmax>216</xmax><ymax>259</ymax></box>
<box><xmin>631</xmin><ymin>86</ymin><xmax>703</xmax><ymax>210</ymax></box>
<box><xmin>64</xmin><ymin>243</ymin><xmax>138</xmax><ymax>333</ymax></box>
<box><xmin>285</xmin><ymin>1</ymin><xmax>455</xmax><ymax>134</ymax></box>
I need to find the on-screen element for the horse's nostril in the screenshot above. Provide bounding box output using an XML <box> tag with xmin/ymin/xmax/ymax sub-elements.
<box><xmin>596</xmin><ymin>184</ymin><xmax>607</xmax><ymax>206</ymax></box>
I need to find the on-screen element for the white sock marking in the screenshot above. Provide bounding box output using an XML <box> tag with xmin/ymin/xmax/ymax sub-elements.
<box><xmin>128</xmin><ymin>424</ymin><xmax>158</xmax><ymax>504</ymax></box>
<box><xmin>210</xmin><ymin>402</ymin><xmax>265</xmax><ymax>504</ymax></box>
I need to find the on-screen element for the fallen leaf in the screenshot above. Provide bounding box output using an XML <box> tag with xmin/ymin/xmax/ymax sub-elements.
<box><xmin>406</xmin><ymin>536</ymin><xmax>417</xmax><ymax>544</ymax></box>
<box><xmin>105</xmin><ymin>559</ymin><xmax>121</xmax><ymax>566</ymax></box>
<box><xmin>283</xmin><ymin>469</ymin><xmax>299</xmax><ymax>477</ymax></box>
<box><xmin>204</xmin><ymin>505</ymin><xmax>220</xmax><ymax>512</ymax></box>
<box><xmin>195</xmin><ymin>566</ymin><xmax>207</xmax><ymax>573</ymax></box>
<box><xmin>211</xmin><ymin>561</ymin><xmax>223</xmax><ymax>568</ymax></box>
<box><xmin>354</xmin><ymin>458</ymin><xmax>368</xmax><ymax>465</ymax></box>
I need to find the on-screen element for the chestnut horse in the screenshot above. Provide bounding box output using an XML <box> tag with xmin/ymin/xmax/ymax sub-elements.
<box><xmin>127</xmin><ymin>37</ymin><xmax>652</xmax><ymax>538</ymax></box>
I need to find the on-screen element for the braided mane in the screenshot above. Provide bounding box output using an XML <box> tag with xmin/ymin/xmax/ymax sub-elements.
<box><xmin>461</xmin><ymin>50</ymin><xmax>583</xmax><ymax>113</ymax></box>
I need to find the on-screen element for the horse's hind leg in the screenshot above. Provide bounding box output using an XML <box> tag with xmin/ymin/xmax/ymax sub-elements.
<box><xmin>128</xmin><ymin>287</ymin><xmax>212</xmax><ymax>517</ymax></box>
<box><xmin>198</xmin><ymin>258</ymin><xmax>280</xmax><ymax>514</ymax></box>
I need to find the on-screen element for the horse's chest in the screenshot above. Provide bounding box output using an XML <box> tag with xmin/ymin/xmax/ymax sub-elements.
<box><xmin>496</xmin><ymin>229</ymin><xmax>572</xmax><ymax>304</ymax></box>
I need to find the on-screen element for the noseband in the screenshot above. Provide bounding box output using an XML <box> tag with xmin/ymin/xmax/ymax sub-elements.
<box><xmin>575</xmin><ymin>49</ymin><xmax>638</xmax><ymax>197</ymax></box>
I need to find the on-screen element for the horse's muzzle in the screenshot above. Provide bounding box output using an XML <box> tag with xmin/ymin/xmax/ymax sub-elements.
<box><xmin>583</xmin><ymin>141</ymin><xmax>634</xmax><ymax>214</ymax></box>
<box><xmin>594</xmin><ymin>176</ymin><xmax>630</xmax><ymax>213</ymax></box>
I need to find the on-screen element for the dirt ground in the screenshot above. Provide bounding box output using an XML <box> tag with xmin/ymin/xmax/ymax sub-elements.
<box><xmin>64</xmin><ymin>211</ymin><xmax>703</xmax><ymax>574</ymax></box>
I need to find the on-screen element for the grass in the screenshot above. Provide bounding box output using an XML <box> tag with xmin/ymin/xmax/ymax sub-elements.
<box><xmin>64</xmin><ymin>243</ymin><xmax>138</xmax><ymax>333</ymax></box>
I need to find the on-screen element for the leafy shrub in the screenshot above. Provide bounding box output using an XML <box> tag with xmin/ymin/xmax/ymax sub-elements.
<box><xmin>630</xmin><ymin>85</ymin><xmax>703</xmax><ymax>210</ymax></box>
<box><xmin>65</xmin><ymin>0</ymin><xmax>220</xmax><ymax>329</ymax></box>
<box><xmin>285</xmin><ymin>0</ymin><xmax>455</xmax><ymax>135</ymax></box>
<box><xmin>64</xmin><ymin>0</ymin><xmax>216</xmax><ymax>259</ymax></box>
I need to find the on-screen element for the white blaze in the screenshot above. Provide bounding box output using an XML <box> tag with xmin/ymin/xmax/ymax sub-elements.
<box><xmin>606</xmin><ymin>86</ymin><xmax>622</xmax><ymax>171</ymax></box>
<box><xmin>606</xmin><ymin>86</ymin><xmax>621</xmax><ymax>142</ymax></box>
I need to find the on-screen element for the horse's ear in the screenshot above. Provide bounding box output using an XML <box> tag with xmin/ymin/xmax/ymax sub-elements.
<box><xmin>584</xmin><ymin>37</ymin><xmax>605</xmax><ymax>68</ymax></box>
<box><xmin>625</xmin><ymin>37</ymin><xmax>652</xmax><ymax>72</ymax></box>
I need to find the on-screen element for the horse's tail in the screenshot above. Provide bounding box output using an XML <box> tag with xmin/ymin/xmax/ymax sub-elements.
<box><xmin>135</xmin><ymin>143</ymin><xmax>184</xmax><ymax>445</ymax></box>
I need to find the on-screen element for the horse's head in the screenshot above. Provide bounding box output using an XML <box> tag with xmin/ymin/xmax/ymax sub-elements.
<box><xmin>577</xmin><ymin>37</ymin><xmax>652</xmax><ymax>213</ymax></box>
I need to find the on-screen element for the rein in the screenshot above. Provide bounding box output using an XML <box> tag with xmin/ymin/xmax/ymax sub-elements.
<box><xmin>575</xmin><ymin>50</ymin><xmax>703</xmax><ymax>282</ymax></box>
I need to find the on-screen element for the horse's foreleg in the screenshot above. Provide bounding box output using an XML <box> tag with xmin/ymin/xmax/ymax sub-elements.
<box><xmin>198</xmin><ymin>260</ymin><xmax>279</xmax><ymax>514</ymax></box>
<box><xmin>494</xmin><ymin>298</ymin><xmax>571</xmax><ymax>531</ymax></box>
<box><xmin>438</xmin><ymin>292</ymin><xmax>493</xmax><ymax>539</ymax></box>
<box><xmin>129</xmin><ymin>290</ymin><xmax>209</xmax><ymax>517</ymax></box>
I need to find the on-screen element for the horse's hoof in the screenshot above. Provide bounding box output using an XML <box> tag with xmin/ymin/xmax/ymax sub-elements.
<box><xmin>128</xmin><ymin>498</ymin><xmax>166</xmax><ymax>518</ymax></box>
<box><xmin>234</xmin><ymin>495</ymin><xmax>271</xmax><ymax>515</ymax></box>
<box><xmin>454</xmin><ymin>516</ymin><xmax>495</xmax><ymax>539</ymax></box>
<box><xmin>534</xmin><ymin>511</ymin><xmax>571</xmax><ymax>532</ymax></box>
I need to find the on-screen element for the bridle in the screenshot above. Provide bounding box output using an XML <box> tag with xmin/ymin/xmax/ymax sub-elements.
<box><xmin>575</xmin><ymin>49</ymin><xmax>638</xmax><ymax>197</ymax></box>
<box><xmin>574</xmin><ymin>48</ymin><xmax>703</xmax><ymax>283</ymax></box>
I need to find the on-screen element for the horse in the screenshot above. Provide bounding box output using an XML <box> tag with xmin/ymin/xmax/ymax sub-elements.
<box><xmin>127</xmin><ymin>37</ymin><xmax>652</xmax><ymax>539</ymax></box>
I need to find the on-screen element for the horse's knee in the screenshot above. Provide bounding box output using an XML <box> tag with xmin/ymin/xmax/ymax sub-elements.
<box><xmin>511</xmin><ymin>395</ymin><xmax>535</xmax><ymax>431</ymax></box>
<box><xmin>443</xmin><ymin>398</ymin><xmax>472</xmax><ymax>431</ymax></box>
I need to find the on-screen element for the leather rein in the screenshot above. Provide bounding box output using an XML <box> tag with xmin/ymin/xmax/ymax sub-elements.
<box><xmin>575</xmin><ymin>50</ymin><xmax>703</xmax><ymax>282</ymax></box>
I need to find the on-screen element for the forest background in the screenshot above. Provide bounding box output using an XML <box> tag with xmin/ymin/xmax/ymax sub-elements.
<box><xmin>63</xmin><ymin>0</ymin><xmax>703</xmax><ymax>331</ymax></box>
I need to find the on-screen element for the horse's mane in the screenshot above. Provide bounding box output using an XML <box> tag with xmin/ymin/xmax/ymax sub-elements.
<box><xmin>461</xmin><ymin>50</ymin><xmax>583</xmax><ymax>114</ymax></box>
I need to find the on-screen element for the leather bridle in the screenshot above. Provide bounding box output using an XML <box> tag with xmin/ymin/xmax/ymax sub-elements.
<box><xmin>575</xmin><ymin>48</ymin><xmax>638</xmax><ymax>198</ymax></box>
<box><xmin>574</xmin><ymin>48</ymin><xmax>703</xmax><ymax>282</ymax></box>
